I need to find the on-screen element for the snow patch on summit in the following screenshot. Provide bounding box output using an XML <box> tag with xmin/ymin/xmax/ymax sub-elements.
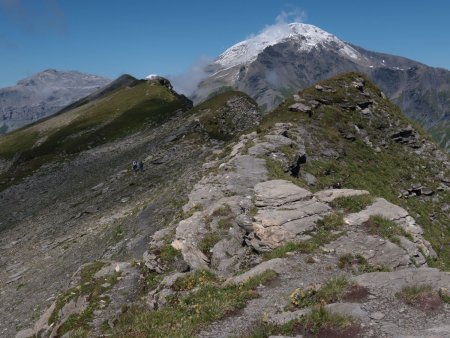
<box><xmin>145</xmin><ymin>74</ymin><xmax>159</xmax><ymax>80</ymax></box>
<box><xmin>216</xmin><ymin>23</ymin><xmax>360</xmax><ymax>68</ymax></box>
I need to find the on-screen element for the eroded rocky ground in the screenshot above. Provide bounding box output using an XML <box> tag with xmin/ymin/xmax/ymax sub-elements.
<box><xmin>4</xmin><ymin>74</ymin><xmax>450</xmax><ymax>338</ymax></box>
<box><xmin>0</xmin><ymin>111</ymin><xmax>213</xmax><ymax>337</ymax></box>
<box><xmin>19</xmin><ymin>119</ymin><xmax>450</xmax><ymax>338</ymax></box>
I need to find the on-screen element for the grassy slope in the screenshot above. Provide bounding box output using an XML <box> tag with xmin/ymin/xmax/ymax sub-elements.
<box><xmin>0</xmin><ymin>80</ymin><xmax>191</xmax><ymax>190</ymax></box>
<box><xmin>261</xmin><ymin>72</ymin><xmax>450</xmax><ymax>269</ymax></box>
<box><xmin>429</xmin><ymin>121</ymin><xmax>450</xmax><ymax>152</ymax></box>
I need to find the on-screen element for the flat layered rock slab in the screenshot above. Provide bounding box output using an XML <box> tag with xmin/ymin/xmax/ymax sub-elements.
<box><xmin>325</xmin><ymin>232</ymin><xmax>410</xmax><ymax>269</ymax></box>
<box><xmin>224</xmin><ymin>258</ymin><xmax>288</xmax><ymax>285</ymax></box>
<box><xmin>254</xmin><ymin>180</ymin><xmax>312</xmax><ymax>207</ymax></box>
<box><xmin>353</xmin><ymin>268</ymin><xmax>450</xmax><ymax>293</ymax></box>
<box><xmin>254</xmin><ymin>199</ymin><xmax>330</xmax><ymax>227</ymax></box>
<box><xmin>345</xmin><ymin>198</ymin><xmax>409</xmax><ymax>226</ymax></box>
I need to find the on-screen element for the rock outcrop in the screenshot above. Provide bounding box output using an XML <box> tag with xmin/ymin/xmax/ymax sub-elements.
<box><xmin>9</xmin><ymin>73</ymin><xmax>450</xmax><ymax>338</ymax></box>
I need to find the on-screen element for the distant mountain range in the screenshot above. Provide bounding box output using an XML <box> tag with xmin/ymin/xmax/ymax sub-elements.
<box><xmin>193</xmin><ymin>23</ymin><xmax>450</xmax><ymax>151</ymax></box>
<box><xmin>1</xmin><ymin>24</ymin><xmax>448</xmax><ymax>151</ymax></box>
<box><xmin>0</xmin><ymin>69</ymin><xmax>110</xmax><ymax>134</ymax></box>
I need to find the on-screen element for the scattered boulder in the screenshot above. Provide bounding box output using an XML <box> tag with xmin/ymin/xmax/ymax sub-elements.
<box><xmin>357</xmin><ymin>100</ymin><xmax>373</xmax><ymax>110</ymax></box>
<box><xmin>303</xmin><ymin>172</ymin><xmax>317</xmax><ymax>186</ymax></box>
<box><xmin>390</xmin><ymin>125</ymin><xmax>421</xmax><ymax>148</ymax></box>
<box><xmin>172</xmin><ymin>240</ymin><xmax>210</xmax><ymax>270</ymax></box>
<box><xmin>315</xmin><ymin>84</ymin><xmax>336</xmax><ymax>93</ymax></box>
<box><xmin>143</xmin><ymin>251</ymin><xmax>165</xmax><ymax>273</ymax></box>
<box><xmin>288</xmin><ymin>103</ymin><xmax>312</xmax><ymax>114</ymax></box>
<box><xmin>351</xmin><ymin>80</ymin><xmax>365</xmax><ymax>90</ymax></box>
<box><xmin>289</xmin><ymin>152</ymin><xmax>307</xmax><ymax>177</ymax></box>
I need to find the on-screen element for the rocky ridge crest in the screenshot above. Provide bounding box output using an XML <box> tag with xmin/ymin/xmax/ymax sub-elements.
<box><xmin>11</xmin><ymin>74</ymin><xmax>450</xmax><ymax>338</ymax></box>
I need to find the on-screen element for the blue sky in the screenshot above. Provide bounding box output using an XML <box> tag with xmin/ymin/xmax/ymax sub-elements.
<box><xmin>0</xmin><ymin>0</ymin><xmax>449</xmax><ymax>87</ymax></box>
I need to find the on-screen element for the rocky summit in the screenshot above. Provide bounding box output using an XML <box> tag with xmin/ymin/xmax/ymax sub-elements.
<box><xmin>193</xmin><ymin>23</ymin><xmax>450</xmax><ymax>152</ymax></box>
<box><xmin>0</xmin><ymin>69</ymin><xmax>111</xmax><ymax>135</ymax></box>
<box><xmin>1</xmin><ymin>73</ymin><xmax>449</xmax><ymax>338</ymax></box>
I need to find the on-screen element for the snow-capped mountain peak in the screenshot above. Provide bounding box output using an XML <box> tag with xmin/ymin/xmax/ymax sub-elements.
<box><xmin>215</xmin><ymin>23</ymin><xmax>360</xmax><ymax>68</ymax></box>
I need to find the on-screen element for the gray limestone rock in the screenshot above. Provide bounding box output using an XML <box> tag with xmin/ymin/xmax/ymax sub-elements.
<box><xmin>345</xmin><ymin>198</ymin><xmax>409</xmax><ymax>226</ymax></box>
<box><xmin>354</xmin><ymin>268</ymin><xmax>450</xmax><ymax>294</ymax></box>
<box><xmin>224</xmin><ymin>258</ymin><xmax>287</xmax><ymax>285</ymax></box>
<box><xmin>288</xmin><ymin>103</ymin><xmax>312</xmax><ymax>114</ymax></box>
<box><xmin>325</xmin><ymin>232</ymin><xmax>411</xmax><ymax>269</ymax></box>
<box><xmin>254</xmin><ymin>180</ymin><xmax>312</xmax><ymax>207</ymax></box>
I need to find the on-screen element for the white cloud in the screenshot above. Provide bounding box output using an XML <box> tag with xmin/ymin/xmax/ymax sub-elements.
<box><xmin>168</xmin><ymin>56</ymin><xmax>214</xmax><ymax>96</ymax></box>
<box><xmin>245</xmin><ymin>7</ymin><xmax>308</xmax><ymax>45</ymax></box>
<box><xmin>168</xmin><ymin>8</ymin><xmax>307</xmax><ymax>97</ymax></box>
<box><xmin>276</xmin><ymin>8</ymin><xmax>307</xmax><ymax>24</ymax></box>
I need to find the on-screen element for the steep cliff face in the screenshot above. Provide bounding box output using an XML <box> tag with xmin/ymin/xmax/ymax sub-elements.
<box><xmin>0</xmin><ymin>69</ymin><xmax>111</xmax><ymax>134</ymax></box>
<box><xmin>193</xmin><ymin>23</ymin><xmax>450</xmax><ymax>151</ymax></box>
<box><xmin>9</xmin><ymin>73</ymin><xmax>449</xmax><ymax>338</ymax></box>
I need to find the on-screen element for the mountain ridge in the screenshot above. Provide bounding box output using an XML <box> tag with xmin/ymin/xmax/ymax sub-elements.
<box><xmin>193</xmin><ymin>23</ymin><xmax>450</xmax><ymax>151</ymax></box>
<box><xmin>1</xmin><ymin>73</ymin><xmax>448</xmax><ymax>338</ymax></box>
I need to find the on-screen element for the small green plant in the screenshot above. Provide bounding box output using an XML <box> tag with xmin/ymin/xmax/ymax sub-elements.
<box><xmin>305</xmin><ymin>256</ymin><xmax>316</xmax><ymax>264</ymax></box>
<box><xmin>396</xmin><ymin>284</ymin><xmax>433</xmax><ymax>303</ymax></box>
<box><xmin>263</xmin><ymin>242</ymin><xmax>312</xmax><ymax>260</ymax></box>
<box><xmin>198</xmin><ymin>232</ymin><xmax>222</xmax><ymax>257</ymax></box>
<box><xmin>289</xmin><ymin>276</ymin><xmax>350</xmax><ymax>309</ymax></box>
<box><xmin>338</xmin><ymin>253</ymin><xmax>391</xmax><ymax>273</ymax></box>
<box><xmin>171</xmin><ymin>269</ymin><xmax>218</xmax><ymax>291</ymax></box>
<box><xmin>289</xmin><ymin>284</ymin><xmax>320</xmax><ymax>308</ymax></box>
<box><xmin>111</xmin><ymin>224</ymin><xmax>125</xmax><ymax>242</ymax></box>
<box><xmin>202</xmin><ymin>214</ymin><xmax>213</xmax><ymax>225</ymax></box>
<box><xmin>217</xmin><ymin>218</ymin><xmax>233</xmax><ymax>230</ymax></box>
<box><xmin>364</xmin><ymin>215</ymin><xmax>413</xmax><ymax>245</ymax></box>
<box><xmin>211</xmin><ymin>204</ymin><xmax>232</xmax><ymax>217</ymax></box>
<box><xmin>316</xmin><ymin>212</ymin><xmax>344</xmax><ymax>230</ymax></box>
<box><xmin>302</xmin><ymin>306</ymin><xmax>358</xmax><ymax>336</ymax></box>
<box><xmin>317</xmin><ymin>276</ymin><xmax>349</xmax><ymax>304</ymax></box>
<box><xmin>263</xmin><ymin>227</ymin><xmax>343</xmax><ymax>261</ymax></box>
<box><xmin>330</xmin><ymin>194</ymin><xmax>374</xmax><ymax>213</ymax></box>
<box><xmin>183</xmin><ymin>204</ymin><xmax>203</xmax><ymax>218</ymax></box>
<box><xmin>439</xmin><ymin>287</ymin><xmax>450</xmax><ymax>304</ymax></box>
<box><xmin>158</xmin><ymin>243</ymin><xmax>182</xmax><ymax>265</ymax></box>
<box><xmin>16</xmin><ymin>283</ymin><xmax>26</xmax><ymax>290</ymax></box>
<box><xmin>396</xmin><ymin>284</ymin><xmax>443</xmax><ymax>312</ymax></box>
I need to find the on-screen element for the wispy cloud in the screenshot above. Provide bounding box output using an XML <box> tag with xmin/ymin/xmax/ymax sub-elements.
<box><xmin>0</xmin><ymin>0</ymin><xmax>67</xmax><ymax>35</ymax></box>
<box><xmin>169</xmin><ymin>8</ymin><xmax>308</xmax><ymax>97</ymax></box>
<box><xmin>276</xmin><ymin>8</ymin><xmax>307</xmax><ymax>24</ymax></box>
<box><xmin>245</xmin><ymin>7</ymin><xmax>307</xmax><ymax>41</ymax></box>
<box><xmin>168</xmin><ymin>56</ymin><xmax>214</xmax><ymax>96</ymax></box>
